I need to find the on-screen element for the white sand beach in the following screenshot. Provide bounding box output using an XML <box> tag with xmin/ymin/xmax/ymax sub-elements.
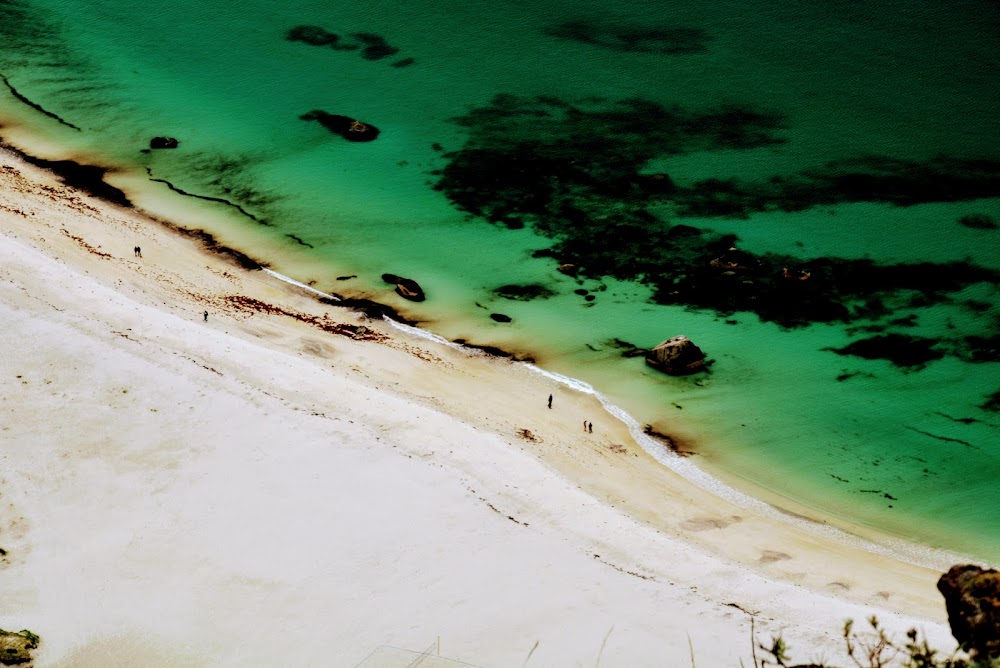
<box><xmin>0</xmin><ymin>146</ymin><xmax>963</xmax><ymax>666</ymax></box>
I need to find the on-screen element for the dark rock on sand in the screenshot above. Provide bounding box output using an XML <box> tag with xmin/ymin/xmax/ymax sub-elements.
<box><xmin>149</xmin><ymin>136</ymin><xmax>179</xmax><ymax>149</ymax></box>
<box><xmin>490</xmin><ymin>313</ymin><xmax>512</xmax><ymax>323</ymax></box>
<box><xmin>382</xmin><ymin>273</ymin><xmax>425</xmax><ymax>301</ymax></box>
<box><xmin>645</xmin><ymin>335</ymin><xmax>707</xmax><ymax>375</ymax></box>
<box><xmin>0</xmin><ymin>628</ymin><xmax>39</xmax><ymax>665</ymax></box>
<box><xmin>300</xmin><ymin>110</ymin><xmax>380</xmax><ymax>142</ymax></box>
<box><xmin>937</xmin><ymin>564</ymin><xmax>1000</xmax><ymax>661</ymax></box>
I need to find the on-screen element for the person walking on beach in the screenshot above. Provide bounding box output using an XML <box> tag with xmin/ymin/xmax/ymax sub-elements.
<box><xmin>134</xmin><ymin>246</ymin><xmax>141</xmax><ymax>258</ymax></box>
<box><xmin>547</xmin><ymin>394</ymin><xmax>553</xmax><ymax>409</ymax></box>
<box><xmin>583</xmin><ymin>419</ymin><xmax>588</xmax><ymax>432</ymax></box>
<box><xmin>203</xmin><ymin>310</ymin><xmax>208</xmax><ymax>322</ymax></box>
<box><xmin>588</xmin><ymin>422</ymin><xmax>593</xmax><ymax>434</ymax></box>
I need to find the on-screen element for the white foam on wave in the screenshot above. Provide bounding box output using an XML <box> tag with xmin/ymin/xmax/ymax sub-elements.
<box><xmin>262</xmin><ymin>268</ymin><xmax>339</xmax><ymax>299</ymax></box>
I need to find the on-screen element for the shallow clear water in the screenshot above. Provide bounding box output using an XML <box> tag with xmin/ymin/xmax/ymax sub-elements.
<box><xmin>1</xmin><ymin>0</ymin><xmax>998</xmax><ymax>562</ymax></box>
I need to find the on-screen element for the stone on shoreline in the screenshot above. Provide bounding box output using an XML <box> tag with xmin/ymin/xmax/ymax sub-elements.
<box><xmin>0</xmin><ymin>629</ymin><xmax>39</xmax><ymax>666</ymax></box>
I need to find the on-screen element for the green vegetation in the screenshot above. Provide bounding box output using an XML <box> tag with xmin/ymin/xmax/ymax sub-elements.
<box><xmin>751</xmin><ymin>615</ymin><xmax>998</xmax><ymax>668</ymax></box>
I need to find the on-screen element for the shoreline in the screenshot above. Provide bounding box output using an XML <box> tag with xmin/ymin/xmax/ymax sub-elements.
<box><xmin>0</xmin><ymin>115</ymin><xmax>990</xmax><ymax>567</ymax></box>
<box><xmin>0</xmin><ymin>133</ymin><xmax>972</xmax><ymax>666</ymax></box>
<box><xmin>0</xmin><ymin>126</ymin><xmax>973</xmax><ymax>572</ymax></box>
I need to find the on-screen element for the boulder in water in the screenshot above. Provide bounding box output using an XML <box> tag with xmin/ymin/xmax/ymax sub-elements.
<box><xmin>645</xmin><ymin>335</ymin><xmax>706</xmax><ymax>375</ymax></box>
<box><xmin>149</xmin><ymin>136</ymin><xmax>179</xmax><ymax>149</ymax></box>
<box><xmin>382</xmin><ymin>273</ymin><xmax>425</xmax><ymax>302</ymax></box>
<box><xmin>300</xmin><ymin>110</ymin><xmax>380</xmax><ymax>142</ymax></box>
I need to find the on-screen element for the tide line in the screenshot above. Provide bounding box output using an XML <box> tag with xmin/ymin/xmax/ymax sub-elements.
<box><xmin>263</xmin><ymin>266</ymin><xmax>970</xmax><ymax>571</ymax></box>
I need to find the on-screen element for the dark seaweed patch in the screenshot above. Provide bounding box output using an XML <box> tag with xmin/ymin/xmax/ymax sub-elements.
<box><xmin>494</xmin><ymin>283</ymin><xmax>556</xmax><ymax>301</ymax></box>
<box><xmin>20</xmin><ymin>153</ymin><xmax>130</xmax><ymax>206</ymax></box>
<box><xmin>546</xmin><ymin>20</ymin><xmax>711</xmax><ymax>55</ymax></box>
<box><xmin>826</xmin><ymin>334</ymin><xmax>944</xmax><ymax>368</ymax></box>
<box><xmin>145</xmin><ymin>167</ymin><xmax>269</xmax><ymax>225</ymax></box>
<box><xmin>674</xmin><ymin>157</ymin><xmax>1000</xmax><ymax>218</ymax></box>
<box><xmin>285</xmin><ymin>233</ymin><xmax>314</xmax><ymax>248</ymax></box>
<box><xmin>958</xmin><ymin>213</ymin><xmax>998</xmax><ymax>230</ymax></box>
<box><xmin>958</xmin><ymin>332</ymin><xmax>1000</xmax><ymax>363</ymax></box>
<box><xmin>980</xmin><ymin>390</ymin><xmax>1000</xmax><ymax>412</ymax></box>
<box><xmin>186</xmin><ymin>155</ymin><xmax>282</xmax><ymax>216</ymax></box>
<box><xmin>1</xmin><ymin>74</ymin><xmax>80</xmax><ymax>130</ymax></box>
<box><xmin>351</xmin><ymin>32</ymin><xmax>399</xmax><ymax>61</ymax></box>
<box><xmin>431</xmin><ymin>94</ymin><xmax>1000</xmax><ymax>346</ymax></box>
<box><xmin>320</xmin><ymin>296</ymin><xmax>418</xmax><ymax>325</ymax></box>
<box><xmin>285</xmin><ymin>26</ymin><xmax>410</xmax><ymax>65</ymax></box>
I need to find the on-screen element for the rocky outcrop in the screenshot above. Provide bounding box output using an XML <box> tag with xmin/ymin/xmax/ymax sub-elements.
<box><xmin>300</xmin><ymin>111</ymin><xmax>380</xmax><ymax>142</ymax></box>
<box><xmin>645</xmin><ymin>335</ymin><xmax>706</xmax><ymax>375</ymax></box>
<box><xmin>0</xmin><ymin>629</ymin><xmax>39</xmax><ymax>665</ymax></box>
<box><xmin>937</xmin><ymin>564</ymin><xmax>1000</xmax><ymax>660</ymax></box>
<box><xmin>381</xmin><ymin>273</ymin><xmax>425</xmax><ymax>302</ymax></box>
<box><xmin>149</xmin><ymin>136</ymin><xmax>179</xmax><ymax>149</ymax></box>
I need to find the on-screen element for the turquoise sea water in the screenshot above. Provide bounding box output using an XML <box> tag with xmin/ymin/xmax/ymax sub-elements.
<box><xmin>1</xmin><ymin>0</ymin><xmax>998</xmax><ymax>562</ymax></box>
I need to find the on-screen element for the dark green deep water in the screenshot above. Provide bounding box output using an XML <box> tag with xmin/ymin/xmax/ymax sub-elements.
<box><xmin>1</xmin><ymin>0</ymin><xmax>998</xmax><ymax>562</ymax></box>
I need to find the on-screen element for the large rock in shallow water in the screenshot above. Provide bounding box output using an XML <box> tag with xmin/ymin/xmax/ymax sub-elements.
<box><xmin>382</xmin><ymin>273</ymin><xmax>425</xmax><ymax>302</ymax></box>
<box><xmin>149</xmin><ymin>136</ymin><xmax>179</xmax><ymax>149</ymax></box>
<box><xmin>938</xmin><ymin>564</ymin><xmax>1000</xmax><ymax>660</ymax></box>
<box><xmin>300</xmin><ymin>110</ymin><xmax>380</xmax><ymax>142</ymax></box>
<box><xmin>645</xmin><ymin>335</ymin><xmax>706</xmax><ymax>375</ymax></box>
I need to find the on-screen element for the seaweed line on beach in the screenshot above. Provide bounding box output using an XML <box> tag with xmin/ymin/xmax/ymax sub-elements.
<box><xmin>0</xmin><ymin>139</ymin><xmax>132</xmax><ymax>207</ymax></box>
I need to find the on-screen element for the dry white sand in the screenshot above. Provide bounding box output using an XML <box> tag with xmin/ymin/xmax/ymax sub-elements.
<box><xmin>0</xmin><ymin>147</ymin><xmax>962</xmax><ymax>666</ymax></box>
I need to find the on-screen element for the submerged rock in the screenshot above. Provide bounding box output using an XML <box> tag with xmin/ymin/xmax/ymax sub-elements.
<box><xmin>382</xmin><ymin>273</ymin><xmax>425</xmax><ymax>302</ymax></box>
<box><xmin>490</xmin><ymin>313</ymin><xmax>512</xmax><ymax>323</ymax></box>
<box><xmin>300</xmin><ymin>110</ymin><xmax>380</xmax><ymax>142</ymax></box>
<box><xmin>149</xmin><ymin>136</ymin><xmax>179</xmax><ymax>149</ymax></box>
<box><xmin>0</xmin><ymin>628</ymin><xmax>39</xmax><ymax>665</ymax></box>
<box><xmin>937</xmin><ymin>564</ymin><xmax>1000</xmax><ymax>660</ymax></box>
<box><xmin>645</xmin><ymin>335</ymin><xmax>706</xmax><ymax>375</ymax></box>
